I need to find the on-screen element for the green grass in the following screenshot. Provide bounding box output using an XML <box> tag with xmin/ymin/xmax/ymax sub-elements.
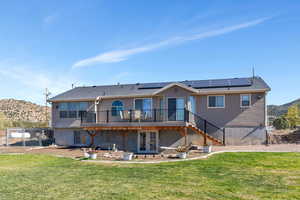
<box><xmin>0</xmin><ymin>153</ymin><xmax>300</xmax><ymax>200</ymax></box>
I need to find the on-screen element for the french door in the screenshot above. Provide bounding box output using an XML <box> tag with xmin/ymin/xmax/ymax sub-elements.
<box><xmin>168</xmin><ymin>98</ymin><xmax>185</xmax><ymax>121</ymax></box>
<box><xmin>137</xmin><ymin>131</ymin><xmax>159</xmax><ymax>153</ymax></box>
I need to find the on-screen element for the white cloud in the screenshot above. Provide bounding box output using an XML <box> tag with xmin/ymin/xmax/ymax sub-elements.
<box><xmin>72</xmin><ymin>17</ymin><xmax>271</xmax><ymax>68</ymax></box>
<box><xmin>0</xmin><ymin>65</ymin><xmax>76</xmax><ymax>104</ymax></box>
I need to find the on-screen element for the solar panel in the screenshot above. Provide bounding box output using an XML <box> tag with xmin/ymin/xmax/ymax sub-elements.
<box><xmin>138</xmin><ymin>78</ymin><xmax>252</xmax><ymax>89</ymax></box>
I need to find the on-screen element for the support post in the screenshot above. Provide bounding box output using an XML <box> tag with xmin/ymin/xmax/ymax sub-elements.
<box><xmin>154</xmin><ymin>109</ymin><xmax>156</xmax><ymax>122</ymax></box>
<box><xmin>223</xmin><ymin>128</ymin><xmax>226</xmax><ymax>146</ymax></box>
<box><xmin>184</xmin><ymin>127</ymin><xmax>188</xmax><ymax>146</ymax></box>
<box><xmin>184</xmin><ymin>108</ymin><xmax>189</xmax><ymax>122</ymax></box>
<box><xmin>265</xmin><ymin>130</ymin><xmax>269</xmax><ymax>146</ymax></box>
<box><xmin>204</xmin><ymin>133</ymin><xmax>207</xmax><ymax>146</ymax></box>
<box><xmin>106</xmin><ymin>110</ymin><xmax>109</xmax><ymax>123</ymax></box>
<box><xmin>129</xmin><ymin>109</ymin><xmax>132</xmax><ymax>122</ymax></box>
<box><xmin>6</xmin><ymin>129</ymin><xmax>9</xmax><ymax>146</ymax></box>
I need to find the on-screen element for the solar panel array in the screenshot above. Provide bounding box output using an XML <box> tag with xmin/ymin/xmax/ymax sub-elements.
<box><xmin>138</xmin><ymin>78</ymin><xmax>252</xmax><ymax>89</ymax></box>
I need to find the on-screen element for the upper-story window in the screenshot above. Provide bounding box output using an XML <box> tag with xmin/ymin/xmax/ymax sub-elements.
<box><xmin>241</xmin><ymin>94</ymin><xmax>251</xmax><ymax>107</ymax></box>
<box><xmin>208</xmin><ymin>95</ymin><xmax>225</xmax><ymax>108</ymax></box>
<box><xmin>111</xmin><ymin>100</ymin><xmax>123</xmax><ymax>116</ymax></box>
<box><xmin>59</xmin><ymin>102</ymin><xmax>88</xmax><ymax>118</ymax></box>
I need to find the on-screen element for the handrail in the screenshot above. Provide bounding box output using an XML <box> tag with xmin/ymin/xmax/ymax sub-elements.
<box><xmin>188</xmin><ymin>111</ymin><xmax>225</xmax><ymax>145</ymax></box>
<box><xmin>188</xmin><ymin>111</ymin><xmax>224</xmax><ymax>131</ymax></box>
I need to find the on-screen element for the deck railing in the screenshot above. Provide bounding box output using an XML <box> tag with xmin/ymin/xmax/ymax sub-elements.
<box><xmin>80</xmin><ymin>109</ymin><xmax>188</xmax><ymax>124</ymax></box>
<box><xmin>80</xmin><ymin>108</ymin><xmax>225</xmax><ymax>145</ymax></box>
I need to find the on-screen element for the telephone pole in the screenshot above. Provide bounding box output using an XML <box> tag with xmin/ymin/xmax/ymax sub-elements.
<box><xmin>44</xmin><ymin>88</ymin><xmax>51</xmax><ymax>125</ymax></box>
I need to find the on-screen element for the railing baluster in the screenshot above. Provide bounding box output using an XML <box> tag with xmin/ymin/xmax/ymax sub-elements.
<box><xmin>106</xmin><ymin>110</ymin><xmax>109</xmax><ymax>123</ymax></box>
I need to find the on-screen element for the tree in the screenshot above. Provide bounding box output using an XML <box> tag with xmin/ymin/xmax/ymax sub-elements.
<box><xmin>273</xmin><ymin>117</ymin><xmax>289</xmax><ymax>130</ymax></box>
<box><xmin>285</xmin><ymin>105</ymin><xmax>300</xmax><ymax>129</ymax></box>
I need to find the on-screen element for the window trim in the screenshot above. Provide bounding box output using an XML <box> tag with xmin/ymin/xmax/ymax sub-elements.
<box><xmin>207</xmin><ymin>95</ymin><xmax>225</xmax><ymax>109</ymax></box>
<box><xmin>240</xmin><ymin>94</ymin><xmax>251</xmax><ymax>108</ymax></box>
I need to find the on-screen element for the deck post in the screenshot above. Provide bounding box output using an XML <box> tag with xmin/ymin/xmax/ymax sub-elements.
<box><xmin>223</xmin><ymin>128</ymin><xmax>226</xmax><ymax>146</ymax></box>
<box><xmin>129</xmin><ymin>109</ymin><xmax>132</xmax><ymax>122</ymax></box>
<box><xmin>184</xmin><ymin>127</ymin><xmax>188</xmax><ymax>146</ymax></box>
<box><xmin>154</xmin><ymin>109</ymin><xmax>157</xmax><ymax>122</ymax></box>
<box><xmin>106</xmin><ymin>110</ymin><xmax>109</xmax><ymax>123</ymax></box>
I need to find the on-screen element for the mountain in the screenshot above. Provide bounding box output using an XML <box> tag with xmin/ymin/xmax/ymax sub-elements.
<box><xmin>268</xmin><ymin>98</ymin><xmax>300</xmax><ymax>117</ymax></box>
<box><xmin>0</xmin><ymin>99</ymin><xmax>50</xmax><ymax>122</ymax></box>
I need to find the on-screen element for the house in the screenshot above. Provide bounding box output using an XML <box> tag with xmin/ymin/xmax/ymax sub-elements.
<box><xmin>48</xmin><ymin>76</ymin><xmax>270</xmax><ymax>153</ymax></box>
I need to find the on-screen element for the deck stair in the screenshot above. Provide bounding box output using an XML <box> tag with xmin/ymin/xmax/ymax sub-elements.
<box><xmin>187</xmin><ymin>111</ymin><xmax>225</xmax><ymax>146</ymax></box>
<box><xmin>187</xmin><ymin>124</ymin><xmax>223</xmax><ymax>145</ymax></box>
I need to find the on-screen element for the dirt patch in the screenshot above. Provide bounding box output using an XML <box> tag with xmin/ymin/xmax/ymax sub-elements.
<box><xmin>269</xmin><ymin>129</ymin><xmax>300</xmax><ymax>144</ymax></box>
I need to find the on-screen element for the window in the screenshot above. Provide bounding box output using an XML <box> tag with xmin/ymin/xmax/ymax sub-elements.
<box><xmin>208</xmin><ymin>96</ymin><xmax>225</xmax><ymax>108</ymax></box>
<box><xmin>111</xmin><ymin>100</ymin><xmax>123</xmax><ymax>116</ymax></box>
<box><xmin>241</xmin><ymin>94</ymin><xmax>251</xmax><ymax>107</ymax></box>
<box><xmin>135</xmin><ymin>98</ymin><xmax>152</xmax><ymax>118</ymax></box>
<box><xmin>59</xmin><ymin>102</ymin><xmax>89</xmax><ymax>118</ymax></box>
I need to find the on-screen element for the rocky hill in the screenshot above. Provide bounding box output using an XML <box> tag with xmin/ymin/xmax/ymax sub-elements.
<box><xmin>268</xmin><ymin>98</ymin><xmax>300</xmax><ymax>117</ymax></box>
<box><xmin>0</xmin><ymin>99</ymin><xmax>50</xmax><ymax>122</ymax></box>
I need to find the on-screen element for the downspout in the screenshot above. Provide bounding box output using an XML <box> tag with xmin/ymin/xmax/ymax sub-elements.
<box><xmin>95</xmin><ymin>96</ymin><xmax>102</xmax><ymax>123</ymax></box>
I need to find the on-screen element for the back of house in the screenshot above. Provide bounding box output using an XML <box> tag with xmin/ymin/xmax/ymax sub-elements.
<box><xmin>48</xmin><ymin>76</ymin><xmax>270</xmax><ymax>153</ymax></box>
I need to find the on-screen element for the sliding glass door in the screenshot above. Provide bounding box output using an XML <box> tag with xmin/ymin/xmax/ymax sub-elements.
<box><xmin>168</xmin><ymin>98</ymin><xmax>185</xmax><ymax>121</ymax></box>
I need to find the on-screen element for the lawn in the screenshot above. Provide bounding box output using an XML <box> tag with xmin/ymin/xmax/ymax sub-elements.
<box><xmin>0</xmin><ymin>153</ymin><xmax>300</xmax><ymax>200</ymax></box>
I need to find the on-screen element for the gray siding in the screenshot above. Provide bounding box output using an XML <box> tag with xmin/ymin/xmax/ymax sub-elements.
<box><xmin>51</xmin><ymin>102</ymin><xmax>94</xmax><ymax>128</ymax></box>
<box><xmin>51</xmin><ymin>86</ymin><xmax>267</xmax><ymax>146</ymax></box>
<box><xmin>197</xmin><ymin>93</ymin><xmax>266</xmax><ymax>127</ymax></box>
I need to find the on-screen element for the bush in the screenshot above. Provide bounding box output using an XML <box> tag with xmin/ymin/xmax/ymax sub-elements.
<box><xmin>273</xmin><ymin>117</ymin><xmax>290</xmax><ymax>130</ymax></box>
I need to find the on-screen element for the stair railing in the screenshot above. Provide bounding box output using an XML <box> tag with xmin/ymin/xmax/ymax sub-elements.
<box><xmin>186</xmin><ymin>110</ymin><xmax>225</xmax><ymax>145</ymax></box>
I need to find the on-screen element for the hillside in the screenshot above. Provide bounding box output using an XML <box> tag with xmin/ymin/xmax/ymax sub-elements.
<box><xmin>268</xmin><ymin>98</ymin><xmax>300</xmax><ymax>117</ymax></box>
<box><xmin>0</xmin><ymin>99</ymin><xmax>50</xmax><ymax>122</ymax></box>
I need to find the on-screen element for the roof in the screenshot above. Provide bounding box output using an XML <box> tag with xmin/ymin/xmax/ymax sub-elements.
<box><xmin>48</xmin><ymin>76</ymin><xmax>271</xmax><ymax>102</ymax></box>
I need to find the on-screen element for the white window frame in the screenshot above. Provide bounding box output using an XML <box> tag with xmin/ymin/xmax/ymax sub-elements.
<box><xmin>240</xmin><ymin>94</ymin><xmax>251</xmax><ymax>108</ymax></box>
<box><xmin>207</xmin><ymin>95</ymin><xmax>225</xmax><ymax>109</ymax></box>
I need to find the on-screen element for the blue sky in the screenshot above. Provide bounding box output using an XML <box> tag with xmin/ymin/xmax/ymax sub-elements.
<box><xmin>0</xmin><ymin>0</ymin><xmax>299</xmax><ymax>105</ymax></box>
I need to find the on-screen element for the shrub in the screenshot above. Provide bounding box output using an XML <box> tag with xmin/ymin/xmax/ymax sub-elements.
<box><xmin>273</xmin><ymin>117</ymin><xmax>290</xmax><ymax>130</ymax></box>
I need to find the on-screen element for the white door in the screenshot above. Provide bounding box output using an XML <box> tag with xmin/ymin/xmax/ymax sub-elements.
<box><xmin>137</xmin><ymin>131</ymin><xmax>159</xmax><ymax>153</ymax></box>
